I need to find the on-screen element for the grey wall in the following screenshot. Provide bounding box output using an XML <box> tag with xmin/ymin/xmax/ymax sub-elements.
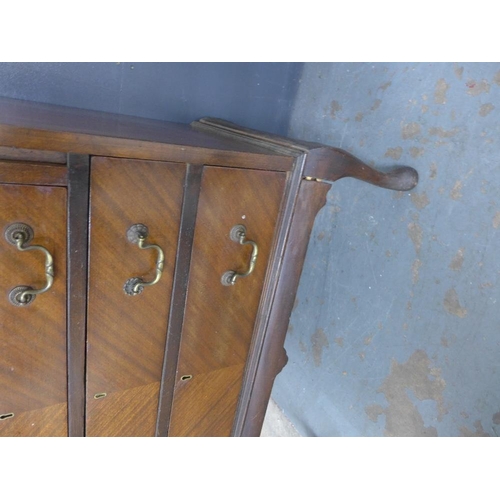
<box><xmin>0</xmin><ymin>62</ymin><xmax>302</xmax><ymax>135</ymax></box>
<box><xmin>271</xmin><ymin>62</ymin><xmax>500</xmax><ymax>436</ymax></box>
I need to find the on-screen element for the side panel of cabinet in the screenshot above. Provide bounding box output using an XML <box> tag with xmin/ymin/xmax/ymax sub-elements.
<box><xmin>168</xmin><ymin>166</ymin><xmax>287</xmax><ymax>436</ymax></box>
<box><xmin>86</xmin><ymin>157</ymin><xmax>185</xmax><ymax>436</ymax></box>
<box><xmin>0</xmin><ymin>183</ymin><xmax>67</xmax><ymax>436</ymax></box>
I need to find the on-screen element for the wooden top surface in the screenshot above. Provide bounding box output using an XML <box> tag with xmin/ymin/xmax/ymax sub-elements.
<box><xmin>0</xmin><ymin>97</ymin><xmax>297</xmax><ymax>170</ymax></box>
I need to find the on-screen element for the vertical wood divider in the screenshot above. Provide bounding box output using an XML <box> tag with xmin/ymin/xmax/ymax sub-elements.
<box><xmin>156</xmin><ymin>164</ymin><xmax>204</xmax><ymax>436</ymax></box>
<box><xmin>67</xmin><ymin>153</ymin><xmax>90</xmax><ymax>437</ymax></box>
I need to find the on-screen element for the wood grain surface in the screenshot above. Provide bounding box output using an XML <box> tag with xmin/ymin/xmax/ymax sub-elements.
<box><xmin>0</xmin><ymin>160</ymin><xmax>67</xmax><ymax>186</ymax></box>
<box><xmin>0</xmin><ymin>182</ymin><xmax>68</xmax><ymax>437</ymax></box>
<box><xmin>168</xmin><ymin>166</ymin><xmax>286</xmax><ymax>436</ymax></box>
<box><xmin>85</xmin><ymin>157</ymin><xmax>185</xmax><ymax>436</ymax></box>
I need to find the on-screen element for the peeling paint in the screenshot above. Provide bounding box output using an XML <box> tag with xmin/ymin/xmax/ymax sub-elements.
<box><xmin>334</xmin><ymin>337</ymin><xmax>344</xmax><ymax>348</ymax></box>
<box><xmin>441</xmin><ymin>336</ymin><xmax>449</xmax><ymax>348</ymax></box>
<box><xmin>358</xmin><ymin>352</ymin><xmax>365</xmax><ymax>361</ymax></box>
<box><xmin>460</xmin><ymin>420</ymin><xmax>490</xmax><ymax>437</ymax></box>
<box><xmin>330</xmin><ymin>100</ymin><xmax>342</xmax><ymax>119</ymax></box>
<box><xmin>495</xmin><ymin>70</ymin><xmax>500</xmax><ymax>86</ymax></box>
<box><xmin>384</xmin><ymin>147</ymin><xmax>403</xmax><ymax>160</ymax></box>
<box><xmin>311</xmin><ymin>328</ymin><xmax>329</xmax><ymax>367</ymax></box>
<box><xmin>371</xmin><ymin>99</ymin><xmax>382</xmax><ymax>111</ymax></box>
<box><xmin>429</xmin><ymin>126</ymin><xmax>460</xmax><ymax>138</ymax></box>
<box><xmin>355</xmin><ymin>112</ymin><xmax>364</xmax><ymax>122</ymax></box>
<box><xmin>410</xmin><ymin>192</ymin><xmax>430</xmax><ymax>210</ymax></box>
<box><xmin>401</xmin><ymin>122</ymin><xmax>421</xmax><ymax>140</ymax></box>
<box><xmin>454</xmin><ymin>65</ymin><xmax>464</xmax><ymax>80</ymax></box>
<box><xmin>317</xmin><ymin>231</ymin><xmax>325</xmax><ymax>241</ymax></box>
<box><xmin>479</xmin><ymin>103</ymin><xmax>495</xmax><ymax>117</ymax></box>
<box><xmin>466</xmin><ymin>79</ymin><xmax>490</xmax><ymax>96</ymax></box>
<box><xmin>421</xmin><ymin>104</ymin><xmax>429</xmax><ymax>113</ymax></box>
<box><xmin>443</xmin><ymin>288</ymin><xmax>467</xmax><ymax>318</ymax></box>
<box><xmin>377</xmin><ymin>350</ymin><xmax>447</xmax><ymax>436</ymax></box>
<box><xmin>299</xmin><ymin>341</ymin><xmax>307</xmax><ymax>353</ymax></box>
<box><xmin>434</xmin><ymin>78</ymin><xmax>450</xmax><ymax>104</ymax></box>
<box><xmin>364</xmin><ymin>336</ymin><xmax>373</xmax><ymax>346</ymax></box>
<box><xmin>492</xmin><ymin>212</ymin><xmax>500</xmax><ymax>229</ymax></box>
<box><xmin>430</xmin><ymin>162</ymin><xmax>438</xmax><ymax>180</ymax></box>
<box><xmin>493</xmin><ymin>412</ymin><xmax>500</xmax><ymax>425</ymax></box>
<box><xmin>408</xmin><ymin>221</ymin><xmax>423</xmax><ymax>255</ymax></box>
<box><xmin>449</xmin><ymin>248</ymin><xmax>465</xmax><ymax>271</ymax></box>
<box><xmin>365</xmin><ymin>404</ymin><xmax>384</xmax><ymax>423</ymax></box>
<box><xmin>385</xmin><ymin>250</ymin><xmax>392</xmax><ymax>258</ymax></box>
<box><xmin>409</xmin><ymin>147</ymin><xmax>425</xmax><ymax>159</ymax></box>
<box><xmin>450</xmin><ymin>180</ymin><xmax>463</xmax><ymax>200</ymax></box>
<box><xmin>379</xmin><ymin>81</ymin><xmax>392</xmax><ymax>91</ymax></box>
<box><xmin>412</xmin><ymin>259</ymin><xmax>422</xmax><ymax>284</ymax></box>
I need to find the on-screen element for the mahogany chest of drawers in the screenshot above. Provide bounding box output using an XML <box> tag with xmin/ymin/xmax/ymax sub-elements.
<box><xmin>0</xmin><ymin>98</ymin><xmax>417</xmax><ymax>436</ymax></box>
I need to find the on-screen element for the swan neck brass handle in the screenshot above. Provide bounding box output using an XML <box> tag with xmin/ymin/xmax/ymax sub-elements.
<box><xmin>124</xmin><ymin>224</ymin><xmax>165</xmax><ymax>296</ymax></box>
<box><xmin>5</xmin><ymin>223</ymin><xmax>54</xmax><ymax>306</ymax></box>
<box><xmin>221</xmin><ymin>224</ymin><xmax>259</xmax><ymax>286</ymax></box>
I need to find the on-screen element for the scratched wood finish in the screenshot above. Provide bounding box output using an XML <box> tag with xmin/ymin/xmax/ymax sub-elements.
<box><xmin>168</xmin><ymin>166</ymin><xmax>286</xmax><ymax>437</ymax></box>
<box><xmin>86</xmin><ymin>157</ymin><xmax>185</xmax><ymax>437</ymax></box>
<box><xmin>0</xmin><ymin>183</ymin><xmax>68</xmax><ymax>437</ymax></box>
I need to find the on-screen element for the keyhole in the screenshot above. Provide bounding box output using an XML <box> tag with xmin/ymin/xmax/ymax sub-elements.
<box><xmin>0</xmin><ymin>413</ymin><xmax>14</xmax><ymax>420</ymax></box>
<box><xmin>180</xmin><ymin>375</ymin><xmax>192</xmax><ymax>381</ymax></box>
<box><xmin>94</xmin><ymin>393</ymin><xmax>107</xmax><ymax>399</ymax></box>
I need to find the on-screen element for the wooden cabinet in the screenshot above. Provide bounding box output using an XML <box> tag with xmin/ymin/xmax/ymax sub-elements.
<box><xmin>0</xmin><ymin>98</ymin><xmax>418</xmax><ymax>437</ymax></box>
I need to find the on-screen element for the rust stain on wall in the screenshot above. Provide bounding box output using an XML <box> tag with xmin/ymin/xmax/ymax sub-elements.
<box><xmin>434</xmin><ymin>78</ymin><xmax>450</xmax><ymax>104</ymax></box>
<box><xmin>466</xmin><ymin>79</ymin><xmax>491</xmax><ymax>96</ymax></box>
<box><xmin>330</xmin><ymin>100</ymin><xmax>342</xmax><ymax>119</ymax></box>
<box><xmin>384</xmin><ymin>147</ymin><xmax>403</xmax><ymax>160</ymax></box>
<box><xmin>449</xmin><ymin>248</ymin><xmax>465</xmax><ymax>271</ymax></box>
<box><xmin>372</xmin><ymin>350</ymin><xmax>447</xmax><ymax>436</ymax></box>
<box><xmin>355</xmin><ymin>112</ymin><xmax>364</xmax><ymax>122</ymax></box>
<box><xmin>460</xmin><ymin>420</ymin><xmax>490</xmax><ymax>437</ymax></box>
<box><xmin>379</xmin><ymin>81</ymin><xmax>392</xmax><ymax>91</ymax></box>
<box><xmin>443</xmin><ymin>288</ymin><xmax>467</xmax><ymax>318</ymax></box>
<box><xmin>479</xmin><ymin>103</ymin><xmax>495</xmax><ymax>117</ymax></box>
<box><xmin>409</xmin><ymin>147</ymin><xmax>425</xmax><ymax>159</ymax></box>
<box><xmin>371</xmin><ymin>99</ymin><xmax>382</xmax><ymax>111</ymax></box>
<box><xmin>412</xmin><ymin>258</ymin><xmax>422</xmax><ymax>284</ymax></box>
<box><xmin>410</xmin><ymin>192</ymin><xmax>430</xmax><ymax>210</ymax></box>
<box><xmin>408</xmin><ymin>221</ymin><xmax>423</xmax><ymax>255</ymax></box>
<box><xmin>401</xmin><ymin>122</ymin><xmax>421</xmax><ymax>140</ymax></box>
<box><xmin>492</xmin><ymin>212</ymin><xmax>500</xmax><ymax>229</ymax></box>
<box><xmin>334</xmin><ymin>337</ymin><xmax>344</xmax><ymax>348</ymax></box>
<box><xmin>430</xmin><ymin>162</ymin><xmax>438</xmax><ymax>180</ymax></box>
<box><xmin>450</xmin><ymin>180</ymin><xmax>463</xmax><ymax>200</ymax></box>
<box><xmin>365</xmin><ymin>404</ymin><xmax>384</xmax><ymax>422</ymax></box>
<box><xmin>429</xmin><ymin>126</ymin><xmax>461</xmax><ymax>138</ymax></box>
<box><xmin>311</xmin><ymin>328</ymin><xmax>329</xmax><ymax>367</ymax></box>
<box><xmin>454</xmin><ymin>65</ymin><xmax>464</xmax><ymax>80</ymax></box>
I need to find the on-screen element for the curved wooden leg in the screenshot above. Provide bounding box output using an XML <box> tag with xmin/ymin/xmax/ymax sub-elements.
<box><xmin>305</xmin><ymin>147</ymin><xmax>419</xmax><ymax>191</ymax></box>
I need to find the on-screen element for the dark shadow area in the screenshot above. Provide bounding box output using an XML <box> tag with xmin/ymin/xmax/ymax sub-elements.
<box><xmin>0</xmin><ymin>62</ymin><xmax>303</xmax><ymax>135</ymax></box>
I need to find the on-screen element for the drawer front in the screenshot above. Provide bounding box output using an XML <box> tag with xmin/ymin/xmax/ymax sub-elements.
<box><xmin>168</xmin><ymin>166</ymin><xmax>287</xmax><ymax>436</ymax></box>
<box><xmin>0</xmin><ymin>183</ymin><xmax>67</xmax><ymax>436</ymax></box>
<box><xmin>86</xmin><ymin>157</ymin><xmax>185</xmax><ymax>436</ymax></box>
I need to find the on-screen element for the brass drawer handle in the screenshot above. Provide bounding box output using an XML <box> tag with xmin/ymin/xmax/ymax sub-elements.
<box><xmin>221</xmin><ymin>224</ymin><xmax>258</xmax><ymax>286</ymax></box>
<box><xmin>124</xmin><ymin>224</ymin><xmax>164</xmax><ymax>296</ymax></box>
<box><xmin>5</xmin><ymin>223</ymin><xmax>54</xmax><ymax>306</ymax></box>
